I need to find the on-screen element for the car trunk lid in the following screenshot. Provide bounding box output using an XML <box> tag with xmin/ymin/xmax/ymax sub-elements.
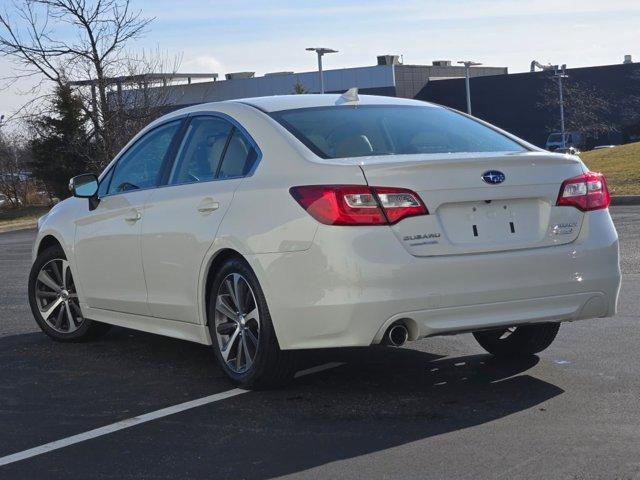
<box><xmin>358</xmin><ymin>151</ymin><xmax>586</xmax><ymax>256</ymax></box>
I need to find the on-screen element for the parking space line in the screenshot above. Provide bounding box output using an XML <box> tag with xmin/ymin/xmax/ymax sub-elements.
<box><xmin>0</xmin><ymin>362</ymin><xmax>344</xmax><ymax>468</ymax></box>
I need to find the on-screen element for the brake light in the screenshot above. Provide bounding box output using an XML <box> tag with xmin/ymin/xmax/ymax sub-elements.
<box><xmin>556</xmin><ymin>172</ymin><xmax>610</xmax><ymax>211</ymax></box>
<box><xmin>290</xmin><ymin>185</ymin><xmax>428</xmax><ymax>226</ymax></box>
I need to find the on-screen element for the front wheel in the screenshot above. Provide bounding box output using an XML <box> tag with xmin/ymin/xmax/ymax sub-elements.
<box><xmin>473</xmin><ymin>323</ymin><xmax>560</xmax><ymax>357</ymax></box>
<box><xmin>208</xmin><ymin>258</ymin><xmax>297</xmax><ymax>389</ymax></box>
<box><xmin>28</xmin><ymin>245</ymin><xmax>111</xmax><ymax>342</ymax></box>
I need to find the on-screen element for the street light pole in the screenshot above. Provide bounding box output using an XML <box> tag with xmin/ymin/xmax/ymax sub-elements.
<box><xmin>554</xmin><ymin>66</ymin><xmax>569</xmax><ymax>149</ymax></box>
<box><xmin>306</xmin><ymin>47</ymin><xmax>338</xmax><ymax>94</ymax></box>
<box><xmin>457</xmin><ymin>60</ymin><xmax>482</xmax><ymax>115</ymax></box>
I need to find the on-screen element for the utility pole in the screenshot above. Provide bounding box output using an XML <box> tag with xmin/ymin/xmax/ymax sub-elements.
<box><xmin>554</xmin><ymin>66</ymin><xmax>568</xmax><ymax>148</ymax></box>
<box><xmin>457</xmin><ymin>60</ymin><xmax>482</xmax><ymax>115</ymax></box>
<box><xmin>306</xmin><ymin>47</ymin><xmax>338</xmax><ymax>94</ymax></box>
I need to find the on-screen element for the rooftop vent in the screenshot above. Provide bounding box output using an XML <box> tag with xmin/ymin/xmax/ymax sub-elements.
<box><xmin>377</xmin><ymin>55</ymin><xmax>400</xmax><ymax>66</ymax></box>
<box><xmin>225</xmin><ymin>72</ymin><xmax>255</xmax><ymax>80</ymax></box>
<box><xmin>624</xmin><ymin>55</ymin><xmax>633</xmax><ymax>64</ymax></box>
<box><xmin>432</xmin><ymin>60</ymin><xmax>452</xmax><ymax>67</ymax></box>
<box><xmin>264</xmin><ymin>71</ymin><xmax>294</xmax><ymax>77</ymax></box>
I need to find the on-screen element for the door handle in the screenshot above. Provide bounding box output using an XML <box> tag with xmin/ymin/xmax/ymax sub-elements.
<box><xmin>197</xmin><ymin>198</ymin><xmax>220</xmax><ymax>214</ymax></box>
<box><xmin>124</xmin><ymin>209</ymin><xmax>142</xmax><ymax>222</ymax></box>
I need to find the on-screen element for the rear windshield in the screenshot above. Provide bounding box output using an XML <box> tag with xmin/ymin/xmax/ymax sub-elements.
<box><xmin>270</xmin><ymin>105</ymin><xmax>526</xmax><ymax>159</ymax></box>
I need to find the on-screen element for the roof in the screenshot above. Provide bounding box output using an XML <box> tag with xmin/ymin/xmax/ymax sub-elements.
<box><xmin>231</xmin><ymin>94</ymin><xmax>438</xmax><ymax>113</ymax></box>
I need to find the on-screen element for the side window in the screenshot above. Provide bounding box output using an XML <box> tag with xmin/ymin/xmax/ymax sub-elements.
<box><xmin>108</xmin><ymin>120</ymin><xmax>181</xmax><ymax>195</ymax></box>
<box><xmin>169</xmin><ymin>117</ymin><xmax>233</xmax><ymax>185</ymax></box>
<box><xmin>218</xmin><ymin>129</ymin><xmax>257</xmax><ymax>179</ymax></box>
<box><xmin>97</xmin><ymin>167</ymin><xmax>114</xmax><ymax>198</ymax></box>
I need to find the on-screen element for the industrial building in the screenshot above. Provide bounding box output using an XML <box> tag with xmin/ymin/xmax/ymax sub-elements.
<box><xmin>121</xmin><ymin>55</ymin><xmax>507</xmax><ymax>108</ymax></box>
<box><xmin>420</xmin><ymin>61</ymin><xmax>640</xmax><ymax>148</ymax></box>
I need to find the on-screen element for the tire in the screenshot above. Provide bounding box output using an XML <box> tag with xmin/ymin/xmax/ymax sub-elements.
<box><xmin>473</xmin><ymin>322</ymin><xmax>560</xmax><ymax>357</ymax></box>
<box><xmin>207</xmin><ymin>257</ymin><xmax>297</xmax><ymax>389</ymax></box>
<box><xmin>28</xmin><ymin>245</ymin><xmax>111</xmax><ymax>342</ymax></box>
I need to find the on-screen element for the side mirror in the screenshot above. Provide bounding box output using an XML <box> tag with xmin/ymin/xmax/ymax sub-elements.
<box><xmin>69</xmin><ymin>174</ymin><xmax>98</xmax><ymax>198</ymax></box>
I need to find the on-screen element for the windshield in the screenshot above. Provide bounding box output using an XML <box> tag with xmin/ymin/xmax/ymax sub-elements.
<box><xmin>271</xmin><ymin>105</ymin><xmax>526</xmax><ymax>159</ymax></box>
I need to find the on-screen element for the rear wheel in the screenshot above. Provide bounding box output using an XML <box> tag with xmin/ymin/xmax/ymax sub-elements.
<box><xmin>208</xmin><ymin>258</ymin><xmax>297</xmax><ymax>389</ymax></box>
<box><xmin>473</xmin><ymin>323</ymin><xmax>560</xmax><ymax>357</ymax></box>
<box><xmin>28</xmin><ymin>245</ymin><xmax>111</xmax><ymax>342</ymax></box>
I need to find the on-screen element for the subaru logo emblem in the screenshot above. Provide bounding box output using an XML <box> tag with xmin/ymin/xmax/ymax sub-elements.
<box><xmin>481</xmin><ymin>170</ymin><xmax>506</xmax><ymax>185</ymax></box>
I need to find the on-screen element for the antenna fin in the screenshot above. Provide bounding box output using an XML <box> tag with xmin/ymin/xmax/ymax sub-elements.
<box><xmin>339</xmin><ymin>87</ymin><xmax>359</xmax><ymax>103</ymax></box>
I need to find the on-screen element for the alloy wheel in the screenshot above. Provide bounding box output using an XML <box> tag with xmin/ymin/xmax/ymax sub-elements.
<box><xmin>34</xmin><ymin>258</ymin><xmax>84</xmax><ymax>333</ymax></box>
<box><xmin>214</xmin><ymin>273</ymin><xmax>261</xmax><ymax>374</ymax></box>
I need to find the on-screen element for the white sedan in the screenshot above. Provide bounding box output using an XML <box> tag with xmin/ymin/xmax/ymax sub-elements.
<box><xmin>29</xmin><ymin>93</ymin><xmax>621</xmax><ymax>387</ymax></box>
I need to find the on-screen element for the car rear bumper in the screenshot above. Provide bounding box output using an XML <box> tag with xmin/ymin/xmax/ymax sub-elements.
<box><xmin>248</xmin><ymin>209</ymin><xmax>621</xmax><ymax>350</ymax></box>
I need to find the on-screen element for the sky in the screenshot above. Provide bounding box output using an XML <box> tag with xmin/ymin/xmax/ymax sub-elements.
<box><xmin>1</xmin><ymin>0</ymin><xmax>639</xmax><ymax>124</ymax></box>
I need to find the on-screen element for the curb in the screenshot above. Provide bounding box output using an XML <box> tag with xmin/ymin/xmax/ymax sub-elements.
<box><xmin>0</xmin><ymin>221</ymin><xmax>37</xmax><ymax>234</ymax></box>
<box><xmin>611</xmin><ymin>195</ymin><xmax>640</xmax><ymax>206</ymax></box>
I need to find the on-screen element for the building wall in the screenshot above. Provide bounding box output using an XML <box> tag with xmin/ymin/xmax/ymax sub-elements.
<box><xmin>137</xmin><ymin>65</ymin><xmax>397</xmax><ymax>107</ymax></box>
<box><xmin>394</xmin><ymin>65</ymin><xmax>508</xmax><ymax>98</ymax></box>
<box><xmin>418</xmin><ymin>63</ymin><xmax>640</xmax><ymax>147</ymax></box>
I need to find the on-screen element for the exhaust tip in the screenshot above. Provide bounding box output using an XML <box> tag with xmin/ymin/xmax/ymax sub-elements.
<box><xmin>384</xmin><ymin>323</ymin><xmax>409</xmax><ymax>347</ymax></box>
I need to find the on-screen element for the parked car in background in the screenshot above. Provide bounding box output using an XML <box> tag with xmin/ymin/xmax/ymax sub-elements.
<box><xmin>29</xmin><ymin>94</ymin><xmax>621</xmax><ymax>387</ymax></box>
<box><xmin>546</xmin><ymin>131</ymin><xmax>585</xmax><ymax>152</ymax></box>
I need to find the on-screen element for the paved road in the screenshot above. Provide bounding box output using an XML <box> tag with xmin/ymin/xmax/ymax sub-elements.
<box><xmin>0</xmin><ymin>207</ymin><xmax>638</xmax><ymax>479</ymax></box>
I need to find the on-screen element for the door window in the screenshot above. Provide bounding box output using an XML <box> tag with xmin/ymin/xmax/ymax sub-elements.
<box><xmin>108</xmin><ymin>120</ymin><xmax>181</xmax><ymax>195</ymax></box>
<box><xmin>169</xmin><ymin>117</ymin><xmax>233</xmax><ymax>185</ymax></box>
<box><xmin>97</xmin><ymin>167</ymin><xmax>114</xmax><ymax>198</ymax></box>
<box><xmin>218</xmin><ymin>129</ymin><xmax>257</xmax><ymax>179</ymax></box>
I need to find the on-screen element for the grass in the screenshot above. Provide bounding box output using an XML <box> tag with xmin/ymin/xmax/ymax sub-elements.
<box><xmin>579</xmin><ymin>142</ymin><xmax>640</xmax><ymax>195</ymax></box>
<box><xmin>0</xmin><ymin>205</ymin><xmax>51</xmax><ymax>232</ymax></box>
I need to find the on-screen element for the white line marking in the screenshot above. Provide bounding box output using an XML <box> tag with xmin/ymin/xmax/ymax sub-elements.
<box><xmin>0</xmin><ymin>362</ymin><xmax>344</xmax><ymax>467</ymax></box>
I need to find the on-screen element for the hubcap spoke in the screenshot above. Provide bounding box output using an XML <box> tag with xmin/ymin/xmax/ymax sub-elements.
<box><xmin>245</xmin><ymin>328</ymin><xmax>259</xmax><ymax>348</ymax></box>
<box><xmin>65</xmin><ymin>302</ymin><xmax>75</xmax><ymax>330</ymax></box>
<box><xmin>244</xmin><ymin>307</ymin><xmax>258</xmax><ymax>323</ymax></box>
<box><xmin>236</xmin><ymin>335</ymin><xmax>244</xmax><ymax>370</ymax></box>
<box><xmin>216</xmin><ymin>321</ymin><xmax>237</xmax><ymax>335</ymax></box>
<box><xmin>221</xmin><ymin>326</ymin><xmax>241</xmax><ymax>362</ymax></box>
<box><xmin>216</xmin><ymin>296</ymin><xmax>237</xmax><ymax>320</ymax></box>
<box><xmin>38</xmin><ymin>270</ymin><xmax>61</xmax><ymax>293</ymax></box>
<box><xmin>54</xmin><ymin>304</ymin><xmax>64</xmax><ymax>328</ymax></box>
<box><xmin>225</xmin><ymin>277</ymin><xmax>240</xmax><ymax>312</ymax></box>
<box><xmin>233</xmin><ymin>274</ymin><xmax>247</xmax><ymax>314</ymax></box>
<box><xmin>41</xmin><ymin>297</ymin><xmax>63</xmax><ymax>320</ymax></box>
<box><xmin>50</xmin><ymin>260</ymin><xmax>63</xmax><ymax>286</ymax></box>
<box><xmin>37</xmin><ymin>290</ymin><xmax>58</xmax><ymax>298</ymax></box>
<box><xmin>241</xmin><ymin>335</ymin><xmax>252</xmax><ymax>370</ymax></box>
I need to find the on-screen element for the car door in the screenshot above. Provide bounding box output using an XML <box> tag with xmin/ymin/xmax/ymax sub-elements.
<box><xmin>74</xmin><ymin>120</ymin><xmax>183</xmax><ymax>316</ymax></box>
<box><xmin>140</xmin><ymin>114</ymin><xmax>260</xmax><ymax>322</ymax></box>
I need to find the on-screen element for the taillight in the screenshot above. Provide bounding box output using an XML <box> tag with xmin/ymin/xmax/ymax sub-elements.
<box><xmin>556</xmin><ymin>172</ymin><xmax>610</xmax><ymax>211</ymax></box>
<box><xmin>290</xmin><ymin>185</ymin><xmax>428</xmax><ymax>226</ymax></box>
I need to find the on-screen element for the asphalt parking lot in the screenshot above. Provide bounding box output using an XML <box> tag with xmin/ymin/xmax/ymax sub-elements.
<box><xmin>0</xmin><ymin>206</ymin><xmax>639</xmax><ymax>480</ymax></box>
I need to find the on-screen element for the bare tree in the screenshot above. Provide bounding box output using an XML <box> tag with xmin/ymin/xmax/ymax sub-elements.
<box><xmin>0</xmin><ymin>0</ymin><xmax>153</xmax><ymax>163</ymax></box>
<box><xmin>106</xmin><ymin>48</ymin><xmax>182</xmax><ymax>150</ymax></box>
<box><xmin>0</xmin><ymin>131</ymin><xmax>30</xmax><ymax>207</ymax></box>
<box><xmin>537</xmin><ymin>76</ymin><xmax>616</xmax><ymax>138</ymax></box>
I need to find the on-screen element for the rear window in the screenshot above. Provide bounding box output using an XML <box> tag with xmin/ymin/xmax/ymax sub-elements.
<box><xmin>271</xmin><ymin>105</ymin><xmax>526</xmax><ymax>159</ymax></box>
